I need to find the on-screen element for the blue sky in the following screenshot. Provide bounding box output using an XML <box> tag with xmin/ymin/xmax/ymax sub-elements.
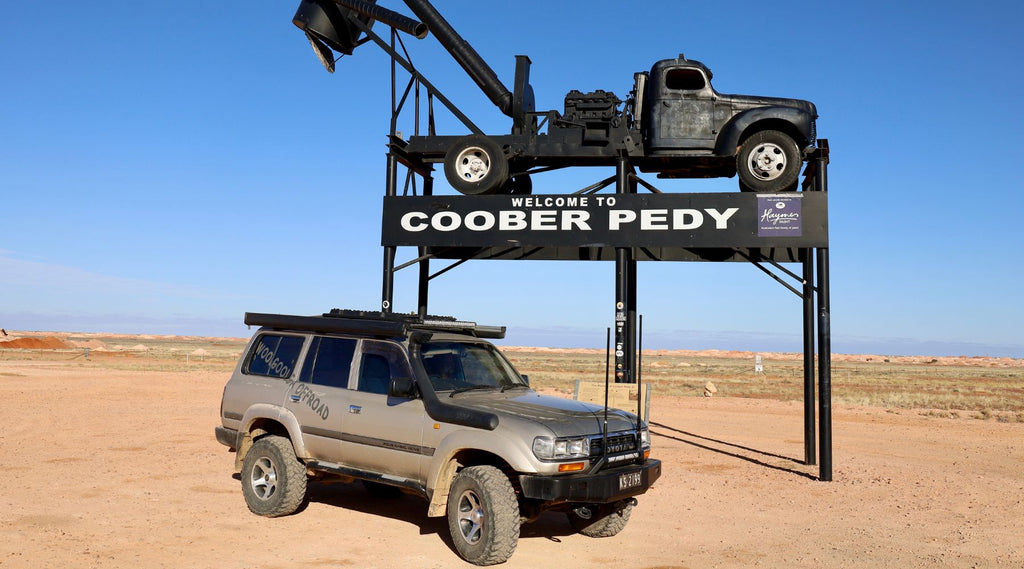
<box><xmin>2</xmin><ymin>1</ymin><xmax>1022</xmax><ymax>357</ymax></box>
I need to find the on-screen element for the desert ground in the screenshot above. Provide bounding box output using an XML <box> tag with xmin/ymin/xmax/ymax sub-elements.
<box><xmin>1</xmin><ymin>332</ymin><xmax>1022</xmax><ymax>568</ymax></box>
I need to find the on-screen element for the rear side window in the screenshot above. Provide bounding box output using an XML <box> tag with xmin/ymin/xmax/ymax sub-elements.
<box><xmin>246</xmin><ymin>334</ymin><xmax>304</xmax><ymax>378</ymax></box>
<box><xmin>299</xmin><ymin>336</ymin><xmax>357</xmax><ymax>389</ymax></box>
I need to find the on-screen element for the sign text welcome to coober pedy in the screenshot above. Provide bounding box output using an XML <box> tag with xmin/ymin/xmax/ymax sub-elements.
<box><xmin>382</xmin><ymin>193</ymin><xmax>827</xmax><ymax>249</ymax></box>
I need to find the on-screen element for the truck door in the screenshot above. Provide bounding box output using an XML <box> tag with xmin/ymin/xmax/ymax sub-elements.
<box><xmin>340</xmin><ymin>340</ymin><xmax>427</xmax><ymax>482</ymax></box>
<box><xmin>284</xmin><ymin>335</ymin><xmax>357</xmax><ymax>460</ymax></box>
<box><xmin>647</xmin><ymin>66</ymin><xmax>716</xmax><ymax>151</ymax></box>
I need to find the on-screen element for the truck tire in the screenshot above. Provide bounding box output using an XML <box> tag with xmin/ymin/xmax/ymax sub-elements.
<box><xmin>446</xmin><ymin>465</ymin><xmax>520</xmax><ymax>565</ymax></box>
<box><xmin>507</xmin><ymin>174</ymin><xmax>532</xmax><ymax>195</ymax></box>
<box><xmin>240</xmin><ymin>435</ymin><xmax>307</xmax><ymax>517</ymax></box>
<box><xmin>444</xmin><ymin>135</ymin><xmax>509</xmax><ymax>195</ymax></box>
<box><xmin>567</xmin><ymin>501</ymin><xmax>633</xmax><ymax>537</ymax></box>
<box><xmin>736</xmin><ymin>130</ymin><xmax>801</xmax><ymax>192</ymax></box>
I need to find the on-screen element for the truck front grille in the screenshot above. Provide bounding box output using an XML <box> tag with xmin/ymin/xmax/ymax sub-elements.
<box><xmin>590</xmin><ymin>432</ymin><xmax>637</xmax><ymax>457</ymax></box>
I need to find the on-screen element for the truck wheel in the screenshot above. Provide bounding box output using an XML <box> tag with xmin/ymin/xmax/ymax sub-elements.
<box><xmin>240</xmin><ymin>435</ymin><xmax>307</xmax><ymax>517</ymax></box>
<box><xmin>567</xmin><ymin>501</ymin><xmax>633</xmax><ymax>537</ymax></box>
<box><xmin>507</xmin><ymin>174</ymin><xmax>532</xmax><ymax>195</ymax></box>
<box><xmin>737</xmin><ymin>130</ymin><xmax>801</xmax><ymax>192</ymax></box>
<box><xmin>444</xmin><ymin>135</ymin><xmax>509</xmax><ymax>195</ymax></box>
<box><xmin>446</xmin><ymin>465</ymin><xmax>520</xmax><ymax>565</ymax></box>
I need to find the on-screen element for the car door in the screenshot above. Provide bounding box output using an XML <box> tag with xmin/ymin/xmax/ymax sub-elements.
<box><xmin>651</xmin><ymin>66</ymin><xmax>716</xmax><ymax>150</ymax></box>
<box><xmin>283</xmin><ymin>335</ymin><xmax>357</xmax><ymax>461</ymax></box>
<box><xmin>340</xmin><ymin>340</ymin><xmax>427</xmax><ymax>482</ymax></box>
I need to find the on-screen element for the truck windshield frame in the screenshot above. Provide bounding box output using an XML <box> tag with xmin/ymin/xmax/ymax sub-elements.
<box><xmin>418</xmin><ymin>340</ymin><xmax>526</xmax><ymax>392</ymax></box>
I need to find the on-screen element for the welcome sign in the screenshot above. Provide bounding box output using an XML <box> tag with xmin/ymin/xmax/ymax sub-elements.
<box><xmin>382</xmin><ymin>193</ymin><xmax>827</xmax><ymax>249</ymax></box>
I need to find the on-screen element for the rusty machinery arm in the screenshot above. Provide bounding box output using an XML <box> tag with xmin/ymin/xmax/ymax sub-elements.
<box><xmin>294</xmin><ymin>0</ymin><xmax>515</xmax><ymax>119</ymax></box>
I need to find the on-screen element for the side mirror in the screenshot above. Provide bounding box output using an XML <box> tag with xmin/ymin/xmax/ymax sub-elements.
<box><xmin>520</xmin><ymin>374</ymin><xmax>530</xmax><ymax>387</ymax></box>
<box><xmin>389</xmin><ymin>376</ymin><xmax>416</xmax><ymax>398</ymax></box>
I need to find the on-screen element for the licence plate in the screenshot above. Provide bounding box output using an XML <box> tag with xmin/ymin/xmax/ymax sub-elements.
<box><xmin>619</xmin><ymin>470</ymin><xmax>642</xmax><ymax>490</ymax></box>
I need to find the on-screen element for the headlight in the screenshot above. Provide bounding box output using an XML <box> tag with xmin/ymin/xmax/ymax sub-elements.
<box><xmin>533</xmin><ymin>436</ymin><xmax>590</xmax><ymax>460</ymax></box>
<box><xmin>640</xmin><ymin>427</ymin><xmax>650</xmax><ymax>450</ymax></box>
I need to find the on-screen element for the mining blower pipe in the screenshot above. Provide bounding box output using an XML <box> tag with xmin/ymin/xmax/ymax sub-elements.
<box><xmin>401</xmin><ymin>0</ymin><xmax>514</xmax><ymax>117</ymax></box>
<box><xmin>332</xmin><ymin>0</ymin><xmax>428</xmax><ymax>39</ymax></box>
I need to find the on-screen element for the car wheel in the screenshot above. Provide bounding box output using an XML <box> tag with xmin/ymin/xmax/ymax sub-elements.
<box><xmin>444</xmin><ymin>135</ymin><xmax>509</xmax><ymax>195</ymax></box>
<box><xmin>446</xmin><ymin>465</ymin><xmax>520</xmax><ymax>565</ymax></box>
<box><xmin>737</xmin><ymin>130</ymin><xmax>801</xmax><ymax>192</ymax></box>
<box><xmin>240</xmin><ymin>435</ymin><xmax>307</xmax><ymax>517</ymax></box>
<box><xmin>566</xmin><ymin>501</ymin><xmax>633</xmax><ymax>537</ymax></box>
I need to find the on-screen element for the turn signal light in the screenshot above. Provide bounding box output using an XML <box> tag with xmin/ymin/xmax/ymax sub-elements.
<box><xmin>558</xmin><ymin>462</ymin><xmax>586</xmax><ymax>473</ymax></box>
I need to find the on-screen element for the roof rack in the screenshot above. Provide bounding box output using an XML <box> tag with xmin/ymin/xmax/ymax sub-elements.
<box><xmin>244</xmin><ymin>309</ymin><xmax>506</xmax><ymax>339</ymax></box>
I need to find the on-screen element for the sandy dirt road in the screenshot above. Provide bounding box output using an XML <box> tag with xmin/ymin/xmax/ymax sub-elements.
<box><xmin>1</xmin><ymin>358</ymin><xmax>1022</xmax><ymax>568</ymax></box>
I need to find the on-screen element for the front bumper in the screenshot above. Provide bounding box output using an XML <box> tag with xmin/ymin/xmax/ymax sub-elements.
<box><xmin>518</xmin><ymin>459</ymin><xmax>661</xmax><ymax>503</ymax></box>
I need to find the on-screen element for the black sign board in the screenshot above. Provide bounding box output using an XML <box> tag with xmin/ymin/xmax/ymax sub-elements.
<box><xmin>382</xmin><ymin>193</ymin><xmax>827</xmax><ymax>249</ymax></box>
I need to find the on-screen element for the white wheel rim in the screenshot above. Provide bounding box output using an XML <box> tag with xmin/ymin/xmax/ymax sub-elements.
<box><xmin>746</xmin><ymin>142</ymin><xmax>787</xmax><ymax>181</ymax></box>
<box><xmin>249</xmin><ymin>457</ymin><xmax>278</xmax><ymax>500</ymax></box>
<box><xmin>454</xmin><ymin>146</ymin><xmax>491</xmax><ymax>182</ymax></box>
<box><xmin>455</xmin><ymin>489</ymin><xmax>485</xmax><ymax>544</ymax></box>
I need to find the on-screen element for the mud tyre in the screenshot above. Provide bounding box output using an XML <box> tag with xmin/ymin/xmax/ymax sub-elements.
<box><xmin>240</xmin><ymin>435</ymin><xmax>307</xmax><ymax>517</ymax></box>
<box><xmin>736</xmin><ymin>130</ymin><xmax>801</xmax><ymax>192</ymax></box>
<box><xmin>567</xmin><ymin>501</ymin><xmax>633</xmax><ymax>537</ymax></box>
<box><xmin>444</xmin><ymin>135</ymin><xmax>509</xmax><ymax>195</ymax></box>
<box><xmin>446</xmin><ymin>465</ymin><xmax>520</xmax><ymax>565</ymax></box>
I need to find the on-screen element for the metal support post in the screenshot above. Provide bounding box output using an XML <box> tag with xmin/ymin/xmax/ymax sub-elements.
<box><xmin>614</xmin><ymin>156</ymin><xmax>637</xmax><ymax>383</ymax></box>
<box><xmin>813</xmin><ymin>142</ymin><xmax>832</xmax><ymax>481</ymax></box>
<box><xmin>382</xmin><ymin>150</ymin><xmax>399</xmax><ymax>313</ymax></box>
<box><xmin>802</xmin><ymin>248</ymin><xmax>816</xmax><ymax>466</ymax></box>
<box><xmin>816</xmin><ymin>247</ymin><xmax>832</xmax><ymax>481</ymax></box>
<box><xmin>416</xmin><ymin>176</ymin><xmax>433</xmax><ymax>317</ymax></box>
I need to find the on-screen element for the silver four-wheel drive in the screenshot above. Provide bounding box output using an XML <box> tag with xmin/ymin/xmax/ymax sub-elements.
<box><xmin>215</xmin><ymin>309</ymin><xmax>661</xmax><ymax>565</ymax></box>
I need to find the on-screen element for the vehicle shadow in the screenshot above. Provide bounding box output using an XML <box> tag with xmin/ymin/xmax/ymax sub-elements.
<box><xmin>649</xmin><ymin>421</ymin><xmax>819</xmax><ymax>481</ymax></box>
<box><xmin>303</xmin><ymin>481</ymin><xmax>578</xmax><ymax>552</ymax></box>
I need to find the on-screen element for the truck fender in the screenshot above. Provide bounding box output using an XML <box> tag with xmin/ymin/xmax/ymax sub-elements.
<box><xmin>714</xmin><ymin>106</ymin><xmax>814</xmax><ymax>157</ymax></box>
<box><xmin>235</xmin><ymin>404</ymin><xmax>309</xmax><ymax>471</ymax></box>
<box><xmin>424</xmin><ymin>431</ymin><xmax>537</xmax><ymax>517</ymax></box>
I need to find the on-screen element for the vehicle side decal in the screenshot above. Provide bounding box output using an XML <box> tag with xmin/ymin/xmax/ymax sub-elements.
<box><xmin>344</xmin><ymin>432</ymin><xmax>436</xmax><ymax>457</ymax></box>
<box><xmin>298</xmin><ymin>427</ymin><xmax>435</xmax><ymax>457</ymax></box>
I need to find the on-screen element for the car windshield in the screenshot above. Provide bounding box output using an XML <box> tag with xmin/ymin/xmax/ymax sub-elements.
<box><xmin>418</xmin><ymin>341</ymin><xmax>527</xmax><ymax>393</ymax></box>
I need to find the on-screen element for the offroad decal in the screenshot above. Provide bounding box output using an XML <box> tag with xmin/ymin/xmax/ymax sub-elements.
<box><xmin>288</xmin><ymin>382</ymin><xmax>330</xmax><ymax>420</ymax></box>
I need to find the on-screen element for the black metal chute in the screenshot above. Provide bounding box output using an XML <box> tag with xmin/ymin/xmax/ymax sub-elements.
<box><xmin>293</xmin><ymin>0</ymin><xmax>428</xmax><ymax>72</ymax></box>
<box><xmin>293</xmin><ymin>0</ymin><xmax>376</xmax><ymax>56</ymax></box>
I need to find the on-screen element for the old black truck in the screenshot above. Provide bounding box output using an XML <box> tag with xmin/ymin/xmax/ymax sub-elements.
<box><xmin>293</xmin><ymin>0</ymin><xmax>819</xmax><ymax>195</ymax></box>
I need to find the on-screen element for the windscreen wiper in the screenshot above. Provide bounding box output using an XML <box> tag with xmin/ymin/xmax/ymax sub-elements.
<box><xmin>449</xmin><ymin>385</ymin><xmax>497</xmax><ymax>397</ymax></box>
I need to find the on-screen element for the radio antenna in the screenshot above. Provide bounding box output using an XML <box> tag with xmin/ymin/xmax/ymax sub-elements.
<box><xmin>603</xmin><ymin>327</ymin><xmax>610</xmax><ymax>459</ymax></box>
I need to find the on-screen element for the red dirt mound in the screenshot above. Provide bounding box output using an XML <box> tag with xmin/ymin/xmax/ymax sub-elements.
<box><xmin>0</xmin><ymin>336</ymin><xmax>74</xmax><ymax>350</ymax></box>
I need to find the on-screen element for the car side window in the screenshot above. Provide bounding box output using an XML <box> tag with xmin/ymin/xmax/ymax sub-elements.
<box><xmin>246</xmin><ymin>334</ymin><xmax>304</xmax><ymax>379</ymax></box>
<box><xmin>357</xmin><ymin>342</ymin><xmax>411</xmax><ymax>395</ymax></box>
<box><xmin>665</xmin><ymin>68</ymin><xmax>706</xmax><ymax>91</ymax></box>
<box><xmin>300</xmin><ymin>336</ymin><xmax>357</xmax><ymax>389</ymax></box>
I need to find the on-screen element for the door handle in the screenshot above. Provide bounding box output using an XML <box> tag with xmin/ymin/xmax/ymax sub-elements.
<box><xmin>348</xmin><ymin>405</ymin><xmax>362</xmax><ymax>414</ymax></box>
<box><xmin>290</xmin><ymin>395</ymin><xmax>300</xmax><ymax>402</ymax></box>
